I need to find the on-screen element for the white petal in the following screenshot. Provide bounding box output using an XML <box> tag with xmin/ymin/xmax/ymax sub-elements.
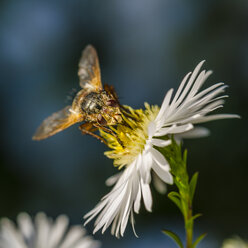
<box><xmin>120</xmin><ymin>190</ymin><xmax>132</xmax><ymax>236</ymax></box>
<box><xmin>1</xmin><ymin>213</ymin><xmax>99</xmax><ymax>248</ymax></box>
<box><xmin>190</xmin><ymin>83</ymin><xmax>225</xmax><ymax>106</ymax></box>
<box><xmin>170</xmin><ymin>72</ymin><xmax>192</xmax><ymax>107</ymax></box>
<box><xmin>187</xmin><ymin>84</ymin><xmax>226</xmax><ymax>110</ymax></box>
<box><xmin>84</xmin><ymin>163</ymin><xmax>140</xmax><ymax>238</ymax></box>
<box><xmin>191</xmin><ymin>114</ymin><xmax>240</xmax><ymax>124</ymax></box>
<box><xmin>167</xmin><ymin>123</ymin><xmax>193</xmax><ymax>134</ymax></box>
<box><xmin>73</xmin><ymin>238</ymin><xmax>100</xmax><ymax>248</ymax></box>
<box><xmin>0</xmin><ymin>218</ymin><xmax>26</xmax><ymax>248</ymax></box>
<box><xmin>155</xmin><ymin>125</ymin><xmax>176</xmax><ymax>136</ymax></box>
<box><xmin>140</xmin><ymin>152</ymin><xmax>152</xmax><ymax>183</ymax></box>
<box><xmin>156</xmin><ymin>60</ymin><xmax>238</xmax><ymax>133</ymax></box>
<box><xmin>47</xmin><ymin>215</ymin><xmax>69</xmax><ymax>248</ymax></box>
<box><xmin>93</xmin><ymin>183</ymin><xmax>128</xmax><ymax>233</ymax></box>
<box><xmin>173</xmin><ymin>61</ymin><xmax>205</xmax><ymax>109</ymax></box>
<box><xmin>155</xmin><ymin>89</ymin><xmax>173</xmax><ymax>123</ymax></box>
<box><xmin>130</xmin><ymin>211</ymin><xmax>138</xmax><ymax>238</ymax></box>
<box><xmin>151</xmin><ymin>138</ymin><xmax>171</xmax><ymax>147</ymax></box>
<box><xmin>105</xmin><ymin>172</ymin><xmax>122</xmax><ymax>186</ymax></box>
<box><xmin>134</xmin><ymin>183</ymin><xmax>142</xmax><ymax>214</ymax></box>
<box><xmin>17</xmin><ymin>212</ymin><xmax>34</xmax><ymax>241</ymax></box>
<box><xmin>60</xmin><ymin>226</ymin><xmax>85</xmax><ymax>248</ymax></box>
<box><xmin>152</xmin><ymin>160</ymin><xmax>173</xmax><ymax>184</ymax></box>
<box><xmin>150</xmin><ymin>147</ymin><xmax>170</xmax><ymax>169</ymax></box>
<box><xmin>140</xmin><ymin>179</ymin><xmax>152</xmax><ymax>212</ymax></box>
<box><xmin>152</xmin><ymin>173</ymin><xmax>167</xmax><ymax>194</ymax></box>
<box><xmin>84</xmin><ymin>148</ymin><xmax>165</xmax><ymax>237</ymax></box>
<box><xmin>185</xmin><ymin>70</ymin><xmax>212</xmax><ymax>100</ymax></box>
<box><xmin>147</xmin><ymin>121</ymin><xmax>156</xmax><ymax>137</ymax></box>
<box><xmin>165</xmin><ymin>71</ymin><xmax>208</xmax><ymax>121</ymax></box>
<box><xmin>35</xmin><ymin>212</ymin><xmax>50</xmax><ymax>248</ymax></box>
<box><xmin>175</xmin><ymin>127</ymin><xmax>210</xmax><ymax>139</ymax></box>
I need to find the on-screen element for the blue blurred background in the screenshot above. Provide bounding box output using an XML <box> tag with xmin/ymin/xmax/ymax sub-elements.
<box><xmin>0</xmin><ymin>0</ymin><xmax>247</xmax><ymax>247</ymax></box>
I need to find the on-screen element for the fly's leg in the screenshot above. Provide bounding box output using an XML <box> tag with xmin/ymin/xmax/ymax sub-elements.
<box><xmin>79</xmin><ymin>122</ymin><xmax>107</xmax><ymax>146</ymax></box>
<box><xmin>94</xmin><ymin>124</ymin><xmax>124</xmax><ymax>148</ymax></box>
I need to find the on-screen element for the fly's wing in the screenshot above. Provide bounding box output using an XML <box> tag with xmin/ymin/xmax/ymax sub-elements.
<box><xmin>32</xmin><ymin>106</ymin><xmax>84</xmax><ymax>140</ymax></box>
<box><xmin>78</xmin><ymin>45</ymin><xmax>102</xmax><ymax>91</ymax></box>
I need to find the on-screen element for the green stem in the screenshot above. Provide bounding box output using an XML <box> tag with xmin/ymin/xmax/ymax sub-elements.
<box><xmin>159</xmin><ymin>139</ymin><xmax>199</xmax><ymax>248</ymax></box>
<box><xmin>178</xmin><ymin>179</ymin><xmax>194</xmax><ymax>248</ymax></box>
<box><xmin>185</xmin><ymin>195</ymin><xmax>193</xmax><ymax>248</ymax></box>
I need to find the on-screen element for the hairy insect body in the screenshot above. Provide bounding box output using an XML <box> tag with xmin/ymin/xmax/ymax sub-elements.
<box><xmin>81</xmin><ymin>92</ymin><xmax>103</xmax><ymax>114</ymax></box>
<box><xmin>33</xmin><ymin>45</ymin><xmax>123</xmax><ymax>141</ymax></box>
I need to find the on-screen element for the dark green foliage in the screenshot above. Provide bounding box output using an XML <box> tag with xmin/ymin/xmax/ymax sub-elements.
<box><xmin>189</xmin><ymin>172</ymin><xmax>199</xmax><ymax>202</ymax></box>
<box><xmin>162</xmin><ymin>229</ymin><xmax>184</xmax><ymax>248</ymax></box>
<box><xmin>192</xmin><ymin>233</ymin><xmax>207</xmax><ymax>248</ymax></box>
<box><xmin>167</xmin><ymin>191</ymin><xmax>183</xmax><ymax>214</ymax></box>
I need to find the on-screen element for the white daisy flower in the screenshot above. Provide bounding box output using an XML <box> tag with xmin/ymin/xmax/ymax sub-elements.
<box><xmin>0</xmin><ymin>212</ymin><xmax>100</xmax><ymax>248</ymax></box>
<box><xmin>84</xmin><ymin>61</ymin><xmax>239</xmax><ymax>238</ymax></box>
<box><xmin>222</xmin><ymin>236</ymin><xmax>248</xmax><ymax>248</ymax></box>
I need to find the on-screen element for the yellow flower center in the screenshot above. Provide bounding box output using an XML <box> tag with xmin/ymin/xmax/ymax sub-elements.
<box><xmin>100</xmin><ymin>103</ymin><xmax>160</xmax><ymax>169</ymax></box>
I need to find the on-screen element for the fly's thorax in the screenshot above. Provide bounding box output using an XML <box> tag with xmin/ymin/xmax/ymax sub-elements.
<box><xmin>72</xmin><ymin>89</ymin><xmax>122</xmax><ymax>125</ymax></box>
<box><xmin>81</xmin><ymin>92</ymin><xmax>103</xmax><ymax>114</ymax></box>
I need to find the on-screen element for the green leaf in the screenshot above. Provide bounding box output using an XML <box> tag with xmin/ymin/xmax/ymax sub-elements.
<box><xmin>192</xmin><ymin>233</ymin><xmax>207</xmax><ymax>248</ymax></box>
<box><xmin>189</xmin><ymin>172</ymin><xmax>199</xmax><ymax>201</ymax></box>
<box><xmin>189</xmin><ymin>213</ymin><xmax>202</xmax><ymax>222</ymax></box>
<box><xmin>168</xmin><ymin>192</ymin><xmax>182</xmax><ymax>213</ymax></box>
<box><xmin>183</xmin><ymin>149</ymin><xmax>187</xmax><ymax>164</ymax></box>
<box><xmin>168</xmin><ymin>191</ymin><xmax>181</xmax><ymax>198</ymax></box>
<box><xmin>162</xmin><ymin>229</ymin><xmax>184</xmax><ymax>248</ymax></box>
<box><xmin>185</xmin><ymin>214</ymin><xmax>202</xmax><ymax>229</ymax></box>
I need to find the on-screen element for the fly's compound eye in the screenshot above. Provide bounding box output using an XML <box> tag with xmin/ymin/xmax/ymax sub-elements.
<box><xmin>106</xmin><ymin>99</ymin><xmax>118</xmax><ymax>107</ymax></box>
<box><xmin>97</xmin><ymin>114</ymin><xmax>107</xmax><ymax>125</ymax></box>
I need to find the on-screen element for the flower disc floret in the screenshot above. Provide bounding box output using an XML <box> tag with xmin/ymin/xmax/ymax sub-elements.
<box><xmin>100</xmin><ymin>104</ymin><xmax>160</xmax><ymax>169</ymax></box>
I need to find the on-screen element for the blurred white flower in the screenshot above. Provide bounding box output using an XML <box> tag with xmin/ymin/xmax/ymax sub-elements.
<box><xmin>84</xmin><ymin>61</ymin><xmax>239</xmax><ymax>238</ymax></box>
<box><xmin>0</xmin><ymin>212</ymin><xmax>100</xmax><ymax>248</ymax></box>
<box><xmin>222</xmin><ymin>236</ymin><xmax>248</xmax><ymax>248</ymax></box>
